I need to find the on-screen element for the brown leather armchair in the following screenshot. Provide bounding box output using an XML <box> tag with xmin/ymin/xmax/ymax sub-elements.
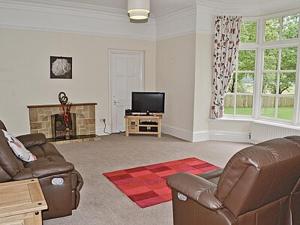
<box><xmin>0</xmin><ymin>120</ymin><xmax>83</xmax><ymax>220</ymax></box>
<box><xmin>167</xmin><ymin>137</ymin><xmax>300</xmax><ymax>225</ymax></box>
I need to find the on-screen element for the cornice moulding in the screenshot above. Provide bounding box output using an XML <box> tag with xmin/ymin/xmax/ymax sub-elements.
<box><xmin>156</xmin><ymin>6</ymin><xmax>197</xmax><ymax>40</ymax></box>
<box><xmin>155</xmin><ymin>6</ymin><xmax>197</xmax><ymax>21</ymax></box>
<box><xmin>0</xmin><ymin>24</ymin><xmax>156</xmax><ymax>42</ymax></box>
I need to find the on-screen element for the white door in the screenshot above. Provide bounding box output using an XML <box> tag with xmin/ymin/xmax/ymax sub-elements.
<box><xmin>110</xmin><ymin>50</ymin><xmax>144</xmax><ymax>133</ymax></box>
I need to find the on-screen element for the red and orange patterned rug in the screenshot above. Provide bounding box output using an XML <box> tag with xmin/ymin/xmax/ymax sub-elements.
<box><xmin>103</xmin><ymin>157</ymin><xmax>219</xmax><ymax>208</ymax></box>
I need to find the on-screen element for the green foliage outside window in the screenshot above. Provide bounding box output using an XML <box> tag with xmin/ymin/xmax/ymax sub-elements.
<box><xmin>264</xmin><ymin>49</ymin><xmax>279</xmax><ymax>70</ymax></box>
<box><xmin>240</xmin><ymin>21</ymin><xmax>257</xmax><ymax>43</ymax></box>
<box><xmin>262</xmin><ymin>72</ymin><xmax>276</xmax><ymax>94</ymax></box>
<box><xmin>238</xmin><ymin>50</ymin><xmax>256</xmax><ymax>71</ymax></box>
<box><xmin>282</xmin><ymin>15</ymin><xmax>299</xmax><ymax>39</ymax></box>
<box><xmin>265</xmin><ymin>14</ymin><xmax>299</xmax><ymax>41</ymax></box>
<box><xmin>281</xmin><ymin>48</ymin><xmax>297</xmax><ymax>70</ymax></box>
<box><xmin>265</xmin><ymin>18</ymin><xmax>281</xmax><ymax>41</ymax></box>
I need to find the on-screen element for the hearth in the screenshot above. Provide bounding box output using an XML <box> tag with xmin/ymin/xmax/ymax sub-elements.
<box><xmin>51</xmin><ymin>113</ymin><xmax>76</xmax><ymax>140</ymax></box>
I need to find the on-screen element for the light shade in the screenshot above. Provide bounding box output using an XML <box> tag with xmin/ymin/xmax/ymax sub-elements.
<box><xmin>128</xmin><ymin>0</ymin><xmax>150</xmax><ymax>21</ymax></box>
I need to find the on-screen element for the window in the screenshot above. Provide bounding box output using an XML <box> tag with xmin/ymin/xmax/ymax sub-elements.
<box><xmin>224</xmin><ymin>21</ymin><xmax>257</xmax><ymax>116</ymax></box>
<box><xmin>225</xmin><ymin>50</ymin><xmax>255</xmax><ymax>115</ymax></box>
<box><xmin>225</xmin><ymin>12</ymin><xmax>300</xmax><ymax>124</ymax></box>
<box><xmin>261</xmin><ymin>47</ymin><xmax>297</xmax><ymax>120</ymax></box>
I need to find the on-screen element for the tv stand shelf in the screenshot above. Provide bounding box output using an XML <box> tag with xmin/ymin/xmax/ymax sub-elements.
<box><xmin>125</xmin><ymin>114</ymin><xmax>162</xmax><ymax>138</ymax></box>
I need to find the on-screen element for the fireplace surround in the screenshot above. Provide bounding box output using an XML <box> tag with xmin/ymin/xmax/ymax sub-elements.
<box><xmin>27</xmin><ymin>103</ymin><xmax>97</xmax><ymax>140</ymax></box>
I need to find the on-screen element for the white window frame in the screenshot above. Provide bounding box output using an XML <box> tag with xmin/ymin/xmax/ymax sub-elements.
<box><xmin>224</xmin><ymin>10</ymin><xmax>300</xmax><ymax>126</ymax></box>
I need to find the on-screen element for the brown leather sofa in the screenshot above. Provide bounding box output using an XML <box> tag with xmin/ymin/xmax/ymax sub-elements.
<box><xmin>167</xmin><ymin>136</ymin><xmax>300</xmax><ymax>225</ymax></box>
<box><xmin>0</xmin><ymin>120</ymin><xmax>83</xmax><ymax>220</ymax></box>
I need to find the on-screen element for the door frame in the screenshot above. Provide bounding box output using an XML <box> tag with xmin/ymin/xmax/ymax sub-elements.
<box><xmin>108</xmin><ymin>49</ymin><xmax>145</xmax><ymax>133</ymax></box>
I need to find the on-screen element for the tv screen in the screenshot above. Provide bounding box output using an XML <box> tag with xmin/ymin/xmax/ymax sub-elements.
<box><xmin>132</xmin><ymin>92</ymin><xmax>165</xmax><ymax>113</ymax></box>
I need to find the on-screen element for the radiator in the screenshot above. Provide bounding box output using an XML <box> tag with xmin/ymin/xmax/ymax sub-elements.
<box><xmin>250</xmin><ymin>121</ymin><xmax>300</xmax><ymax>144</ymax></box>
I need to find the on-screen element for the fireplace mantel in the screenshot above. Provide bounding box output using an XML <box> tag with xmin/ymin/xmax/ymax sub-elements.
<box><xmin>27</xmin><ymin>103</ymin><xmax>97</xmax><ymax>138</ymax></box>
<box><xmin>27</xmin><ymin>103</ymin><xmax>97</xmax><ymax>109</ymax></box>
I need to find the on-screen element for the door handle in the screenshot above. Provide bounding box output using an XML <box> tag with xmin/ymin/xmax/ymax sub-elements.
<box><xmin>113</xmin><ymin>100</ymin><xmax>120</xmax><ymax>105</ymax></box>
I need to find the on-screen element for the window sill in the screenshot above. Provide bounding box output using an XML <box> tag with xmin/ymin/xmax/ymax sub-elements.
<box><xmin>214</xmin><ymin>116</ymin><xmax>253</xmax><ymax>122</ymax></box>
<box><xmin>210</xmin><ymin>117</ymin><xmax>300</xmax><ymax>131</ymax></box>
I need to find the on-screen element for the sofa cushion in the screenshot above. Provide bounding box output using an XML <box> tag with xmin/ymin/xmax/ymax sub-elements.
<box><xmin>27</xmin><ymin>143</ymin><xmax>65</xmax><ymax>160</ymax></box>
<box><xmin>0</xmin><ymin>129</ymin><xmax>24</xmax><ymax>177</ymax></box>
<box><xmin>2</xmin><ymin>130</ymin><xmax>36</xmax><ymax>162</ymax></box>
<box><xmin>27</xmin><ymin>161</ymin><xmax>74</xmax><ymax>178</ymax></box>
<box><xmin>17</xmin><ymin>133</ymin><xmax>47</xmax><ymax>148</ymax></box>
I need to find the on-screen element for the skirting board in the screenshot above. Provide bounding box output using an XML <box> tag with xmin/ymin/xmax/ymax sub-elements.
<box><xmin>209</xmin><ymin>131</ymin><xmax>251</xmax><ymax>143</ymax></box>
<box><xmin>193</xmin><ymin>131</ymin><xmax>210</xmax><ymax>142</ymax></box>
<box><xmin>162</xmin><ymin>124</ymin><xmax>194</xmax><ymax>142</ymax></box>
<box><xmin>162</xmin><ymin>124</ymin><xmax>251</xmax><ymax>143</ymax></box>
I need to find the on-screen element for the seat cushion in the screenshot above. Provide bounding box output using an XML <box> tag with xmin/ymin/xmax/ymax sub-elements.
<box><xmin>17</xmin><ymin>133</ymin><xmax>47</xmax><ymax>148</ymax></box>
<box><xmin>27</xmin><ymin>143</ymin><xmax>65</xmax><ymax>160</ymax></box>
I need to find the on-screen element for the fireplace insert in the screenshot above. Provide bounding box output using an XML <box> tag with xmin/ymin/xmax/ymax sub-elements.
<box><xmin>51</xmin><ymin>113</ymin><xmax>76</xmax><ymax>139</ymax></box>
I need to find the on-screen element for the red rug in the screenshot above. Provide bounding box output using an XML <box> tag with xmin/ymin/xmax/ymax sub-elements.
<box><xmin>103</xmin><ymin>157</ymin><xmax>219</xmax><ymax>208</ymax></box>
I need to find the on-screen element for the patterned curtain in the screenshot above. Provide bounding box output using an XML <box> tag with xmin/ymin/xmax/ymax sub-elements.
<box><xmin>210</xmin><ymin>16</ymin><xmax>242</xmax><ymax>119</ymax></box>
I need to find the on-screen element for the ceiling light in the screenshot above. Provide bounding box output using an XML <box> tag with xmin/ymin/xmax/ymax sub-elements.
<box><xmin>128</xmin><ymin>0</ymin><xmax>150</xmax><ymax>23</ymax></box>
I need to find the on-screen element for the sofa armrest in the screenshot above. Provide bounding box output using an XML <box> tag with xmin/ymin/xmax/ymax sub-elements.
<box><xmin>167</xmin><ymin>173</ymin><xmax>223</xmax><ymax>210</ymax></box>
<box><xmin>17</xmin><ymin>133</ymin><xmax>47</xmax><ymax>148</ymax></box>
<box><xmin>13</xmin><ymin>162</ymin><xmax>74</xmax><ymax>180</ymax></box>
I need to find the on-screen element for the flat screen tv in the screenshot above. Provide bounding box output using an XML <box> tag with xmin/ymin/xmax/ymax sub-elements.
<box><xmin>132</xmin><ymin>92</ymin><xmax>165</xmax><ymax>114</ymax></box>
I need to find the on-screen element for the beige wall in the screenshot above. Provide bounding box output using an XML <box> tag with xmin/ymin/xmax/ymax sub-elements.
<box><xmin>156</xmin><ymin>34</ymin><xmax>196</xmax><ymax>138</ymax></box>
<box><xmin>193</xmin><ymin>32</ymin><xmax>213</xmax><ymax>133</ymax></box>
<box><xmin>0</xmin><ymin>29</ymin><xmax>156</xmax><ymax>135</ymax></box>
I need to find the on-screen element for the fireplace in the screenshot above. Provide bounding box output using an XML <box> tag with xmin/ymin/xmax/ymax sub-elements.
<box><xmin>27</xmin><ymin>103</ymin><xmax>97</xmax><ymax>140</ymax></box>
<box><xmin>51</xmin><ymin>113</ymin><xmax>76</xmax><ymax>139</ymax></box>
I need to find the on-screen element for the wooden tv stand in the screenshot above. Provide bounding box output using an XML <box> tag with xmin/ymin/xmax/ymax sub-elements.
<box><xmin>125</xmin><ymin>114</ymin><xmax>162</xmax><ymax>138</ymax></box>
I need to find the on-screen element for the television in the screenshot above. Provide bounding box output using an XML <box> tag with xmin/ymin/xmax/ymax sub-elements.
<box><xmin>132</xmin><ymin>92</ymin><xmax>165</xmax><ymax>114</ymax></box>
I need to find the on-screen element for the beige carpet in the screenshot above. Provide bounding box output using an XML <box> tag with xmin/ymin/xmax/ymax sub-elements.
<box><xmin>44</xmin><ymin>134</ymin><xmax>250</xmax><ymax>225</ymax></box>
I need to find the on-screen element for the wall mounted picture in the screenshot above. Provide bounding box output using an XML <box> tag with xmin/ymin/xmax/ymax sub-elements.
<box><xmin>50</xmin><ymin>56</ymin><xmax>72</xmax><ymax>79</ymax></box>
